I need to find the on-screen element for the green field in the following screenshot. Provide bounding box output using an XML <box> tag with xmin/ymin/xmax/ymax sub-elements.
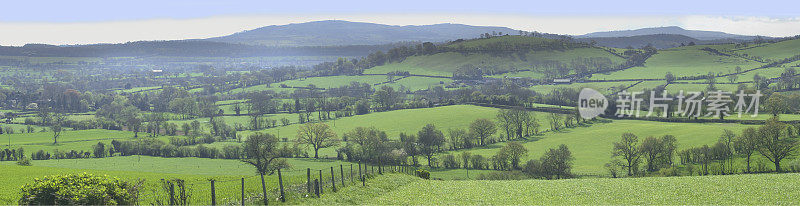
<box><xmin>590</xmin><ymin>46</ymin><xmax>762</xmax><ymax>80</ymax></box>
<box><xmin>311</xmin><ymin>173</ymin><xmax>800</xmax><ymax>205</ymax></box>
<box><xmin>735</xmin><ymin>39</ymin><xmax>800</xmax><ymax>61</ymax></box>
<box><xmin>0</xmin><ymin>156</ymin><xmax>359</xmax><ymax>205</ymax></box>
<box><xmin>441</xmin><ymin>119</ymin><xmax>756</xmax><ymax>175</ymax></box>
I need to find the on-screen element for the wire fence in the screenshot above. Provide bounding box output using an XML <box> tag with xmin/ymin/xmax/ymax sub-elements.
<box><xmin>137</xmin><ymin>162</ymin><xmax>417</xmax><ymax>205</ymax></box>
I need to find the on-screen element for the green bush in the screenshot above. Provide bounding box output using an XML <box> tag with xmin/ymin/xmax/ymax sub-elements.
<box><xmin>16</xmin><ymin>157</ymin><xmax>31</xmax><ymax>166</ymax></box>
<box><xmin>415</xmin><ymin>169</ymin><xmax>430</xmax><ymax>179</ymax></box>
<box><xmin>19</xmin><ymin>173</ymin><xmax>141</xmax><ymax>205</ymax></box>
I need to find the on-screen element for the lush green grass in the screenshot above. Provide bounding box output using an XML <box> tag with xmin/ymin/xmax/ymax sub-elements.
<box><xmin>442</xmin><ymin>119</ymin><xmax>754</xmax><ymax>175</ymax></box>
<box><xmin>324</xmin><ymin>173</ymin><xmax>800</xmax><ymax>205</ymax></box>
<box><xmin>0</xmin><ymin>156</ymin><xmax>359</xmax><ymax>205</ymax></box>
<box><xmin>590</xmin><ymin>46</ymin><xmax>762</xmax><ymax>80</ymax></box>
<box><xmin>245</xmin><ymin>105</ymin><xmax>518</xmax><ymax>158</ymax></box>
<box><xmin>366</xmin><ymin>48</ymin><xmax>624</xmax><ymax>76</ymax></box>
<box><xmin>736</xmin><ymin>38</ymin><xmax>800</xmax><ymax>61</ymax></box>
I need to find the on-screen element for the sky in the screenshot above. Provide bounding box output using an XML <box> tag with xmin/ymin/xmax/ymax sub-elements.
<box><xmin>1</xmin><ymin>0</ymin><xmax>799</xmax><ymax>46</ymax></box>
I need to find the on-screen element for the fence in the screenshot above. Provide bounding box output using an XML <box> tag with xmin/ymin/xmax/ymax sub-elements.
<box><xmin>139</xmin><ymin>162</ymin><xmax>419</xmax><ymax>205</ymax></box>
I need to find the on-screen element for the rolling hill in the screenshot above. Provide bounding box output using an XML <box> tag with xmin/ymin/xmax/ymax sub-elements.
<box><xmin>207</xmin><ymin>20</ymin><xmax>521</xmax><ymax>46</ymax></box>
<box><xmin>578</xmin><ymin>26</ymin><xmax>766</xmax><ymax>40</ymax></box>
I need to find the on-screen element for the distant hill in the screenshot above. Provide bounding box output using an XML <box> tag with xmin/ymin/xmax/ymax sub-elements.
<box><xmin>206</xmin><ymin>20</ymin><xmax>521</xmax><ymax>46</ymax></box>
<box><xmin>577</xmin><ymin>34</ymin><xmax>750</xmax><ymax>49</ymax></box>
<box><xmin>578</xmin><ymin>26</ymin><xmax>766</xmax><ymax>41</ymax></box>
<box><xmin>0</xmin><ymin>41</ymin><xmax>408</xmax><ymax>57</ymax></box>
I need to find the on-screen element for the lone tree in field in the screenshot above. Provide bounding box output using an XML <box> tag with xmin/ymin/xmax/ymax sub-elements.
<box><xmin>755</xmin><ymin>117</ymin><xmax>797</xmax><ymax>172</ymax></box>
<box><xmin>50</xmin><ymin>112</ymin><xmax>66</xmax><ymax>144</ymax></box>
<box><xmin>242</xmin><ymin>132</ymin><xmax>287</xmax><ymax>205</ymax></box>
<box><xmin>417</xmin><ymin>124</ymin><xmax>445</xmax><ymax>167</ymax></box>
<box><xmin>297</xmin><ymin>122</ymin><xmax>338</xmax><ymax>158</ymax></box>
<box><xmin>470</xmin><ymin>118</ymin><xmax>496</xmax><ymax>146</ymax></box>
<box><xmin>613</xmin><ymin>132</ymin><xmax>641</xmax><ymax>176</ymax></box>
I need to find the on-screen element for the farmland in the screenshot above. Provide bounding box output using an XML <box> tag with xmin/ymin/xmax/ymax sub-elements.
<box><xmin>3</xmin><ymin>18</ymin><xmax>800</xmax><ymax>205</ymax></box>
<box><xmin>310</xmin><ymin>173</ymin><xmax>800</xmax><ymax>205</ymax></box>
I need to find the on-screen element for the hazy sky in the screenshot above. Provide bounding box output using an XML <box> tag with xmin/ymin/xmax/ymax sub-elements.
<box><xmin>1</xmin><ymin>0</ymin><xmax>799</xmax><ymax>46</ymax></box>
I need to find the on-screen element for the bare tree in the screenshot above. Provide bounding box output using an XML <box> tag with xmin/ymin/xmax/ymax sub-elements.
<box><xmin>296</xmin><ymin>122</ymin><xmax>338</xmax><ymax>158</ymax></box>
<box><xmin>613</xmin><ymin>132</ymin><xmax>641</xmax><ymax>176</ymax></box>
<box><xmin>241</xmin><ymin>132</ymin><xmax>286</xmax><ymax>205</ymax></box>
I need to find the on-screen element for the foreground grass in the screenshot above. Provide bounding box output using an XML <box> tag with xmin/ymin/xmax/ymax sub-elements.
<box><xmin>357</xmin><ymin>173</ymin><xmax>800</xmax><ymax>205</ymax></box>
<box><xmin>0</xmin><ymin>156</ymin><xmax>359</xmax><ymax>205</ymax></box>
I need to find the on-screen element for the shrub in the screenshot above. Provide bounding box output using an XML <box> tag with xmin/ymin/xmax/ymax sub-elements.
<box><xmin>657</xmin><ymin>167</ymin><xmax>680</xmax><ymax>177</ymax></box>
<box><xmin>16</xmin><ymin>157</ymin><xmax>31</xmax><ymax>166</ymax></box>
<box><xmin>442</xmin><ymin>154</ymin><xmax>460</xmax><ymax>169</ymax></box>
<box><xmin>19</xmin><ymin>173</ymin><xmax>141</xmax><ymax>205</ymax></box>
<box><xmin>415</xmin><ymin>169</ymin><xmax>430</xmax><ymax>179</ymax></box>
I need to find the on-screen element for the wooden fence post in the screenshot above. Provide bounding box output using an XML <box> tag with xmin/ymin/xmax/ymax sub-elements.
<box><xmin>278</xmin><ymin>169</ymin><xmax>285</xmax><ymax>202</ymax></box>
<box><xmin>211</xmin><ymin>179</ymin><xmax>216</xmax><ymax>206</ymax></box>
<box><xmin>306</xmin><ymin>168</ymin><xmax>311</xmax><ymax>194</ymax></box>
<box><xmin>318</xmin><ymin>170</ymin><xmax>323</xmax><ymax>194</ymax></box>
<box><xmin>340</xmin><ymin>165</ymin><xmax>345</xmax><ymax>186</ymax></box>
<box><xmin>330</xmin><ymin>167</ymin><xmax>337</xmax><ymax>192</ymax></box>
<box><xmin>241</xmin><ymin>178</ymin><xmax>245</xmax><ymax>206</ymax></box>
<box><xmin>358</xmin><ymin>162</ymin><xmax>362</xmax><ymax>178</ymax></box>
<box><xmin>350</xmin><ymin>164</ymin><xmax>354</xmax><ymax>182</ymax></box>
<box><xmin>314</xmin><ymin>179</ymin><xmax>320</xmax><ymax>198</ymax></box>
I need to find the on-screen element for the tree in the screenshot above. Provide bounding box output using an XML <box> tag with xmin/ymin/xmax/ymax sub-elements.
<box><xmin>665</xmin><ymin>72</ymin><xmax>675</xmax><ymax>83</ymax></box>
<box><xmin>718</xmin><ymin>129</ymin><xmax>736</xmax><ymax>174</ymax></box>
<box><xmin>50</xmin><ymin>112</ymin><xmax>66</xmax><ymax>144</ymax></box>
<box><xmin>417</xmin><ymin>124</ymin><xmax>445</xmax><ymax>167</ymax></box>
<box><xmin>613</xmin><ymin>132</ymin><xmax>641</xmax><ymax>176</ymax></box>
<box><xmin>372</xmin><ymin>86</ymin><xmax>401</xmax><ymax>111</ymax></box>
<box><xmin>448</xmin><ymin>128</ymin><xmax>467</xmax><ymax>150</ymax></box>
<box><xmin>639</xmin><ymin>136</ymin><xmax>662</xmax><ymax>172</ymax></box>
<box><xmin>296</xmin><ymin>122</ymin><xmax>338</xmax><ymax>159</ymax></box>
<box><xmin>469</xmin><ymin>118</ymin><xmax>496</xmax><ymax>146</ymax></box>
<box><xmin>233</xmin><ymin>103</ymin><xmax>242</xmax><ymax>115</ymax></box>
<box><xmin>241</xmin><ymin>132</ymin><xmax>286</xmax><ymax>205</ymax></box>
<box><xmin>755</xmin><ymin>117</ymin><xmax>797</xmax><ymax>172</ymax></box>
<box><xmin>734</xmin><ymin>127</ymin><xmax>758</xmax><ymax>173</ymax></box>
<box><xmin>540</xmin><ymin>144</ymin><xmax>573</xmax><ymax>179</ymax></box>
<box><xmin>501</xmin><ymin>141</ymin><xmax>528</xmax><ymax>169</ymax></box>
<box><xmin>764</xmin><ymin>94</ymin><xmax>789</xmax><ymax>117</ymax></box>
<box><xmin>400</xmin><ymin>133</ymin><xmax>419</xmax><ymax>166</ymax></box>
<box><xmin>93</xmin><ymin>142</ymin><xmax>106</xmax><ymax>158</ymax></box>
<box><xmin>120</xmin><ymin>107</ymin><xmax>142</xmax><ymax>138</ymax></box>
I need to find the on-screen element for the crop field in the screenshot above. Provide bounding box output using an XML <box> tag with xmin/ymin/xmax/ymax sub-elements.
<box><xmin>314</xmin><ymin>173</ymin><xmax>800</xmax><ymax>205</ymax></box>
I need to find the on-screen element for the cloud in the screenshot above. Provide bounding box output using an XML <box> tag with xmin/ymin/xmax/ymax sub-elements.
<box><xmin>0</xmin><ymin>14</ymin><xmax>798</xmax><ymax>46</ymax></box>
